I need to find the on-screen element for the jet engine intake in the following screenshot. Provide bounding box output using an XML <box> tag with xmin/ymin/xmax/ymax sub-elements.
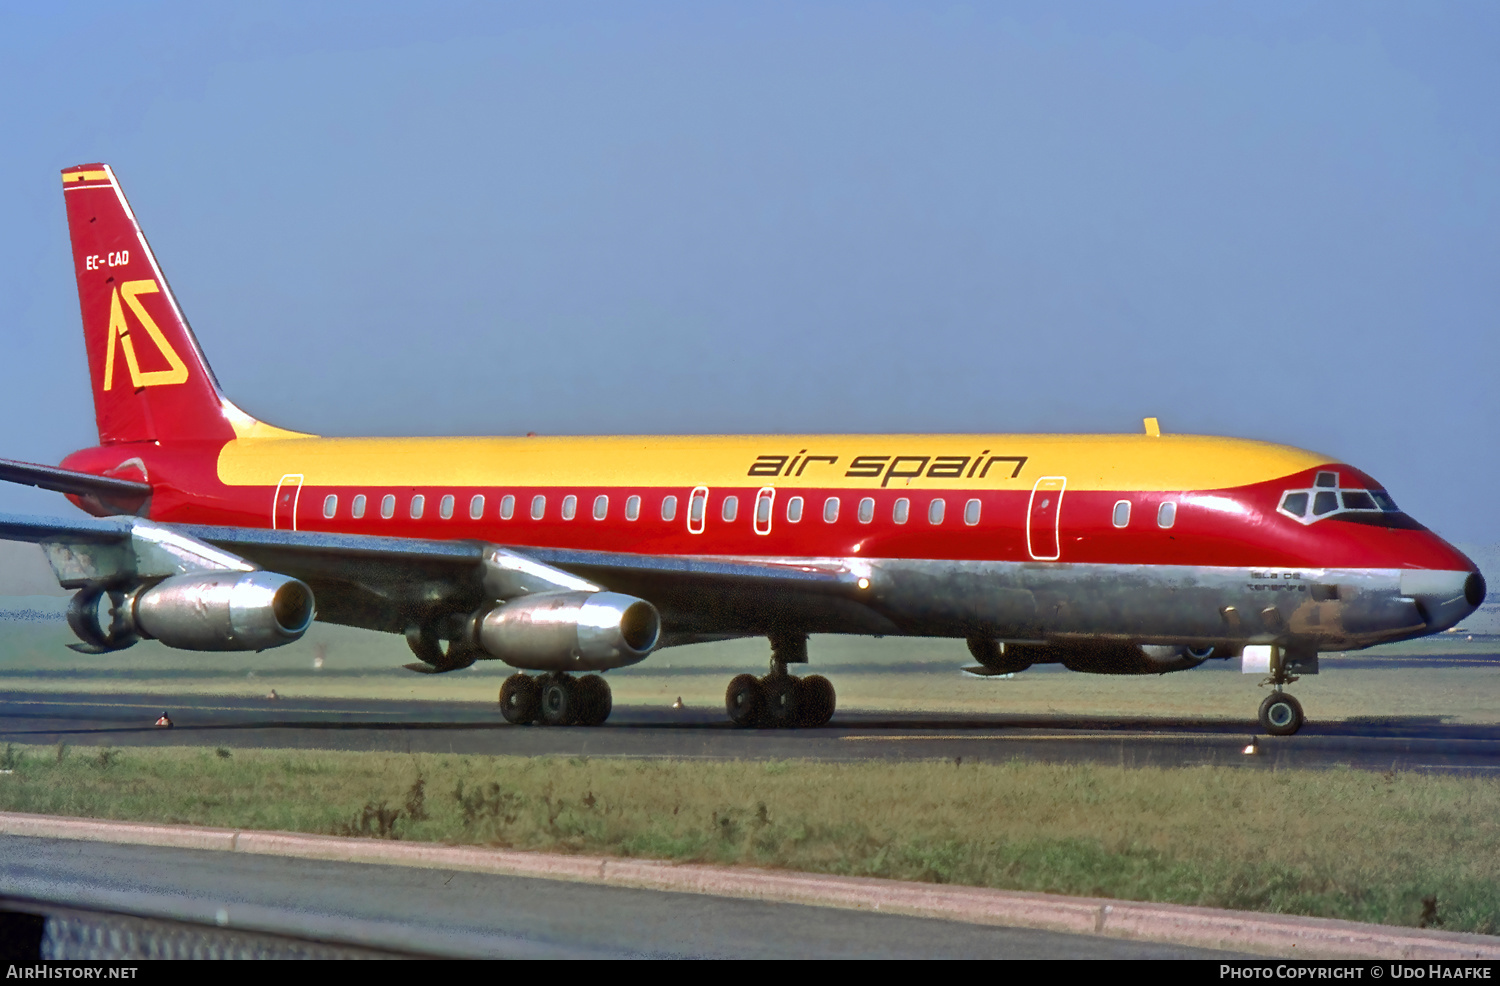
<box><xmin>478</xmin><ymin>591</ymin><xmax>660</xmax><ymax>672</ymax></box>
<box><xmin>131</xmin><ymin>571</ymin><xmax>315</xmax><ymax>651</ymax></box>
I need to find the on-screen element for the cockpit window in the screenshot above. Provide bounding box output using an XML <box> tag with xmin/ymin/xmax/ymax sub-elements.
<box><xmin>1277</xmin><ymin>471</ymin><xmax>1406</xmax><ymax>526</ymax></box>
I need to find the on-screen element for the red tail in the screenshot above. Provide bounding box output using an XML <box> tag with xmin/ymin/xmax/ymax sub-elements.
<box><xmin>62</xmin><ymin>164</ymin><xmax>237</xmax><ymax>445</ymax></box>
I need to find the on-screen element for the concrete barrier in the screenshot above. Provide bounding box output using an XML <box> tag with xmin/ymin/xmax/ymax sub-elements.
<box><xmin>2</xmin><ymin>811</ymin><xmax>1496</xmax><ymax>959</ymax></box>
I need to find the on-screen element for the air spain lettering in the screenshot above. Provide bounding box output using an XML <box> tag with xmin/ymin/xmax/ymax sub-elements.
<box><xmin>747</xmin><ymin>450</ymin><xmax>1027</xmax><ymax>486</ymax></box>
<box><xmin>101</xmin><ymin>279</ymin><xmax>189</xmax><ymax>391</ymax></box>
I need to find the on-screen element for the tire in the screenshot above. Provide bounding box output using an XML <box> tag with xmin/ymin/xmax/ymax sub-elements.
<box><xmin>761</xmin><ymin>675</ymin><xmax>801</xmax><ymax>728</ymax></box>
<box><xmin>1258</xmin><ymin>692</ymin><xmax>1304</xmax><ymax>736</ymax></box>
<box><xmin>574</xmin><ymin>674</ymin><xmax>612</xmax><ymax>727</ymax></box>
<box><xmin>798</xmin><ymin>674</ymin><xmax>836</xmax><ymax>728</ymax></box>
<box><xmin>725</xmin><ymin>674</ymin><xmax>764</xmax><ymax>726</ymax></box>
<box><xmin>499</xmin><ymin>674</ymin><xmax>539</xmax><ymax>725</ymax></box>
<box><xmin>539</xmin><ymin>674</ymin><xmax>577</xmax><ymax>726</ymax></box>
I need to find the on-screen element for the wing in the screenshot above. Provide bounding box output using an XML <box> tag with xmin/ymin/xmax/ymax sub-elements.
<box><xmin>0</xmin><ymin>513</ymin><xmax>892</xmax><ymax>642</ymax></box>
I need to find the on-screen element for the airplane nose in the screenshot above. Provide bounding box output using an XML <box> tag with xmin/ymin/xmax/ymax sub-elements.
<box><xmin>1400</xmin><ymin>569</ymin><xmax>1486</xmax><ymax>632</ymax></box>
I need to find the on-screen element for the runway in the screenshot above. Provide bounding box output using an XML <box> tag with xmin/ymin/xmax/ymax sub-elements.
<box><xmin>1</xmin><ymin>690</ymin><xmax>1497</xmax><ymax>773</ymax></box>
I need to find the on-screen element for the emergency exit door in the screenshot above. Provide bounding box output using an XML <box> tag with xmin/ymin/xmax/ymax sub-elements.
<box><xmin>1027</xmin><ymin>476</ymin><xmax>1066</xmax><ymax>560</ymax></box>
<box><xmin>273</xmin><ymin>474</ymin><xmax>304</xmax><ymax>531</ymax></box>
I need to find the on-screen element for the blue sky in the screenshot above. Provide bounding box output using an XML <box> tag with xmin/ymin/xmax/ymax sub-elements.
<box><xmin>1</xmin><ymin>2</ymin><xmax>1496</xmax><ymax>541</ymax></box>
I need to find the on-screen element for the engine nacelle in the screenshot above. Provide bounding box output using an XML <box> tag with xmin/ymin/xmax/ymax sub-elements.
<box><xmin>999</xmin><ymin>641</ymin><xmax>1210</xmax><ymax>675</ymax></box>
<box><xmin>131</xmin><ymin>571</ymin><xmax>315</xmax><ymax>651</ymax></box>
<box><xmin>478</xmin><ymin>591</ymin><xmax>660</xmax><ymax>671</ymax></box>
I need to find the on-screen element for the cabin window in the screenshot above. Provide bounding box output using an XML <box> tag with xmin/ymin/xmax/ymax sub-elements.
<box><xmin>626</xmin><ymin>495</ymin><xmax>641</xmax><ymax>521</ymax></box>
<box><xmin>928</xmin><ymin>498</ymin><xmax>945</xmax><ymax>525</ymax></box>
<box><xmin>500</xmin><ymin>494</ymin><xmax>515</xmax><ymax>520</ymax></box>
<box><xmin>1157</xmin><ymin>501</ymin><xmax>1177</xmax><ymax>528</ymax></box>
<box><xmin>1312</xmin><ymin>491</ymin><xmax>1338</xmax><ymax>516</ymax></box>
<box><xmin>661</xmin><ymin>495</ymin><xmax>678</xmax><ymax>522</ymax></box>
<box><xmin>439</xmin><ymin>494</ymin><xmax>455</xmax><ymax>520</ymax></box>
<box><xmin>410</xmin><ymin>494</ymin><xmax>425</xmax><ymax>520</ymax></box>
<box><xmin>964</xmin><ymin>498</ymin><xmax>981</xmax><ymax>526</ymax></box>
<box><xmin>1112</xmin><ymin>500</ymin><xmax>1131</xmax><ymax>528</ymax></box>
<box><xmin>593</xmin><ymin>495</ymin><xmax>609</xmax><ymax>520</ymax></box>
<box><xmin>893</xmin><ymin>498</ymin><xmax>909</xmax><ymax>524</ymax></box>
<box><xmin>787</xmin><ymin>496</ymin><xmax>805</xmax><ymax>523</ymax></box>
<box><xmin>380</xmin><ymin>494</ymin><xmax>395</xmax><ymax>519</ymax></box>
<box><xmin>754</xmin><ymin>488</ymin><xmax>775</xmax><ymax>535</ymax></box>
<box><xmin>1341</xmin><ymin>490</ymin><xmax>1378</xmax><ymax>511</ymax></box>
<box><xmin>1279</xmin><ymin>492</ymin><xmax>1308</xmax><ymax>518</ymax></box>
<box><xmin>323</xmin><ymin>494</ymin><xmax>337</xmax><ymax>519</ymax></box>
<box><xmin>823</xmin><ymin>497</ymin><xmax>840</xmax><ymax>523</ymax></box>
<box><xmin>469</xmin><ymin>494</ymin><xmax>485</xmax><ymax>520</ymax></box>
<box><xmin>858</xmin><ymin>497</ymin><xmax>875</xmax><ymax>524</ymax></box>
<box><xmin>562</xmin><ymin>495</ymin><xmax>577</xmax><ymax>521</ymax></box>
<box><xmin>722</xmin><ymin>495</ymin><xmax>739</xmax><ymax>522</ymax></box>
<box><xmin>531</xmin><ymin>494</ymin><xmax>546</xmax><ymax>520</ymax></box>
<box><xmin>1316</xmin><ymin>471</ymin><xmax>1338</xmax><ymax>488</ymax></box>
<box><xmin>351</xmin><ymin>494</ymin><xmax>367</xmax><ymax>519</ymax></box>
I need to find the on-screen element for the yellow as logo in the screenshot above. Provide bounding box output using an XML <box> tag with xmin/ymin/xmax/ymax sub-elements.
<box><xmin>102</xmin><ymin>279</ymin><xmax>189</xmax><ymax>390</ymax></box>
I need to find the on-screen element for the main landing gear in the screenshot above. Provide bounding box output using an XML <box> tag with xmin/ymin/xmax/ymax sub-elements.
<box><xmin>499</xmin><ymin>672</ymin><xmax>612</xmax><ymax>727</ymax></box>
<box><xmin>1257</xmin><ymin>646</ymin><xmax>1305</xmax><ymax>736</ymax></box>
<box><xmin>725</xmin><ymin>634</ymin><xmax>836</xmax><ymax>728</ymax></box>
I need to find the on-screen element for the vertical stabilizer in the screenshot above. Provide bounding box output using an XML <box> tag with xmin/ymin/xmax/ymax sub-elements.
<box><xmin>60</xmin><ymin>164</ymin><xmax>307</xmax><ymax>445</ymax></box>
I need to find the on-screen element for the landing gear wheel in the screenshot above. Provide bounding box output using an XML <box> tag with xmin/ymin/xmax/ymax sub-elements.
<box><xmin>539</xmin><ymin>674</ymin><xmax>577</xmax><ymax>726</ymax></box>
<box><xmin>574</xmin><ymin>674</ymin><xmax>612</xmax><ymax>727</ymax></box>
<box><xmin>1258</xmin><ymin>692</ymin><xmax>1304</xmax><ymax>736</ymax></box>
<box><xmin>726</xmin><ymin>674</ymin><xmax>764</xmax><ymax>726</ymax></box>
<box><xmin>499</xmin><ymin>674</ymin><xmax>539</xmax><ymax>725</ymax></box>
<box><xmin>797</xmin><ymin>675</ymin><xmax>836</xmax><ymax>727</ymax></box>
<box><xmin>761</xmin><ymin>675</ymin><xmax>801</xmax><ymax>728</ymax></box>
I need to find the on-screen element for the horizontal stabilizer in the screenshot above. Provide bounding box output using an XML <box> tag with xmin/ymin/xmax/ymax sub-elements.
<box><xmin>0</xmin><ymin>457</ymin><xmax>150</xmax><ymax>499</ymax></box>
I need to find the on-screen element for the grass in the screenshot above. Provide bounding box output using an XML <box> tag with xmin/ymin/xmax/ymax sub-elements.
<box><xmin>0</xmin><ymin>742</ymin><xmax>1496</xmax><ymax>935</ymax></box>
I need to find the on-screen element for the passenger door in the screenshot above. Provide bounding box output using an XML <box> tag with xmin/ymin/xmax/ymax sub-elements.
<box><xmin>1027</xmin><ymin>476</ymin><xmax>1066</xmax><ymax>560</ymax></box>
<box><xmin>273</xmin><ymin>474</ymin><xmax>304</xmax><ymax>531</ymax></box>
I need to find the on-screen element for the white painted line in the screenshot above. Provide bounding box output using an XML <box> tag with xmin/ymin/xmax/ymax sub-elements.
<box><xmin>1</xmin><ymin>811</ymin><xmax>1497</xmax><ymax>959</ymax></box>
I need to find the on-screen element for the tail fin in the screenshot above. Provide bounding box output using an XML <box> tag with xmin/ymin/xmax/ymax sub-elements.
<box><xmin>61</xmin><ymin>164</ymin><xmax>308</xmax><ymax>445</ymax></box>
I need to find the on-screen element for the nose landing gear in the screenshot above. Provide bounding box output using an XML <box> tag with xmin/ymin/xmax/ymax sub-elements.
<box><xmin>499</xmin><ymin>672</ymin><xmax>612</xmax><ymax>726</ymax></box>
<box><xmin>724</xmin><ymin>634</ymin><xmax>836</xmax><ymax>728</ymax></box>
<box><xmin>1255</xmin><ymin>645</ymin><xmax>1305</xmax><ymax>736</ymax></box>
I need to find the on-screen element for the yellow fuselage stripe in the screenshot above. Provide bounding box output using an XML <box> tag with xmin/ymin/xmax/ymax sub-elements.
<box><xmin>215</xmin><ymin>433</ymin><xmax>1329</xmax><ymax>492</ymax></box>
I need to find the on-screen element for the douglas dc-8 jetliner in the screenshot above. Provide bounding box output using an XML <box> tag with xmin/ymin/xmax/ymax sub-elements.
<box><xmin>0</xmin><ymin>164</ymin><xmax>1485</xmax><ymax>735</ymax></box>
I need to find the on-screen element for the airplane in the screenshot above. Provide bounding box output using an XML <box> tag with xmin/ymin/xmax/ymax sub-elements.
<box><xmin>0</xmin><ymin>163</ymin><xmax>1485</xmax><ymax>736</ymax></box>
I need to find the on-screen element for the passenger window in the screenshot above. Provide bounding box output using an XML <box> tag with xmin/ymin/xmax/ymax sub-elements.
<box><xmin>593</xmin><ymin>494</ymin><xmax>609</xmax><ymax>520</ymax></box>
<box><xmin>500</xmin><ymin>494</ymin><xmax>515</xmax><ymax>520</ymax></box>
<box><xmin>1157</xmin><ymin>501</ymin><xmax>1176</xmax><ymax>528</ymax></box>
<box><xmin>928</xmin><ymin>498</ymin><xmax>945</xmax><ymax>525</ymax></box>
<box><xmin>823</xmin><ymin>497</ymin><xmax>840</xmax><ymax>523</ymax></box>
<box><xmin>626</xmin><ymin>495</ymin><xmax>641</xmax><ymax>521</ymax></box>
<box><xmin>787</xmin><ymin>496</ymin><xmax>804</xmax><ymax>523</ymax></box>
<box><xmin>1112</xmin><ymin>500</ymin><xmax>1130</xmax><ymax>528</ymax></box>
<box><xmin>323</xmin><ymin>494</ymin><xmax>337</xmax><ymax>519</ymax></box>
<box><xmin>1313</xmin><ymin>491</ymin><xmax>1338</xmax><ymax>516</ymax></box>
<box><xmin>1341</xmin><ymin>490</ymin><xmax>1377</xmax><ymax>511</ymax></box>
<box><xmin>351</xmin><ymin>494</ymin><xmax>367</xmax><ymax>519</ymax></box>
<box><xmin>562</xmin><ymin>495</ymin><xmax>577</xmax><ymax>521</ymax></box>
<box><xmin>858</xmin><ymin>497</ymin><xmax>874</xmax><ymax>524</ymax></box>
<box><xmin>1315</xmin><ymin>471</ymin><xmax>1338</xmax><ymax>488</ymax></box>
<box><xmin>661</xmin><ymin>495</ymin><xmax>678</xmax><ymax>522</ymax></box>
<box><xmin>410</xmin><ymin>494</ymin><xmax>425</xmax><ymax>520</ymax></box>
<box><xmin>964</xmin><ymin>498</ymin><xmax>981</xmax><ymax>526</ymax></box>
<box><xmin>754</xmin><ymin>488</ymin><xmax>775</xmax><ymax>535</ymax></box>
<box><xmin>439</xmin><ymin>494</ymin><xmax>455</xmax><ymax>520</ymax></box>
<box><xmin>380</xmin><ymin>494</ymin><xmax>395</xmax><ymax>519</ymax></box>
<box><xmin>531</xmin><ymin>494</ymin><xmax>546</xmax><ymax>520</ymax></box>
<box><xmin>1280</xmin><ymin>492</ymin><xmax>1309</xmax><ymax>518</ymax></box>
<box><xmin>688</xmin><ymin>487</ymin><xmax>708</xmax><ymax>533</ymax></box>
<box><xmin>893</xmin><ymin>498</ymin><xmax>909</xmax><ymax>524</ymax></box>
<box><xmin>469</xmin><ymin>494</ymin><xmax>485</xmax><ymax>520</ymax></box>
<box><xmin>722</xmin><ymin>495</ymin><xmax>739</xmax><ymax>522</ymax></box>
